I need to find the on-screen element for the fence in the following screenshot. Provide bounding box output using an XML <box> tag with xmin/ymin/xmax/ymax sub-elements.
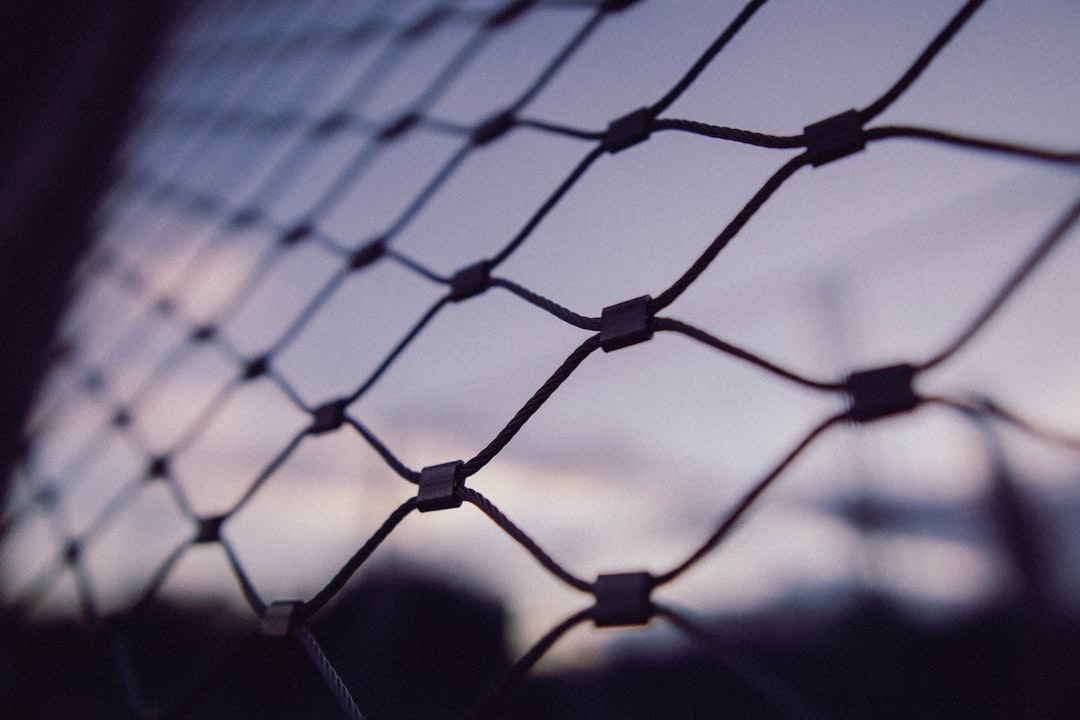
<box><xmin>2</xmin><ymin>0</ymin><xmax>1080</xmax><ymax>717</ymax></box>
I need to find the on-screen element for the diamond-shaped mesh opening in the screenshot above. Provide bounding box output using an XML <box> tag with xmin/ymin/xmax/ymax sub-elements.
<box><xmin>126</xmin><ymin>344</ymin><xmax>238</xmax><ymax>454</ymax></box>
<box><xmin>359</xmin><ymin>17</ymin><xmax>477</xmax><ymax>125</ymax></box>
<box><xmin>428</xmin><ymin>9</ymin><xmax>585</xmax><ymax>126</ymax></box>
<box><xmin>83</xmin><ymin>317</ymin><xmax>191</xmax><ymax>404</ymax></box>
<box><xmin>262</xmin><ymin>131</ymin><xmax>374</xmax><ymax>228</ymax></box>
<box><xmin>392</xmin><ymin>130</ymin><xmax>588</xmax><ymax>274</ymax></box>
<box><xmin>272</xmin><ymin>262</ymin><xmax>443</xmax><ymax>406</ymax></box>
<box><xmin>26</xmin><ymin>397</ymin><xmax>114</xmax><ymax>480</ymax></box>
<box><xmin>59</xmin><ymin>283</ymin><xmax>146</xmax><ymax>365</ymax></box>
<box><xmin>173</xmin><ymin>223</ymin><xmax>277</xmax><ymax>324</ymax></box>
<box><xmin>319</xmin><ymin>130</ymin><xmax>465</xmax><ymax>243</ymax></box>
<box><xmin>220</xmin><ymin>239</ymin><xmax>344</xmax><ymax>357</ymax></box>
<box><xmin>56</xmin><ymin>434</ymin><xmax>146</xmax><ymax>538</ymax></box>
<box><xmin>227</xmin><ymin>429</ymin><xmax>411</xmax><ymax>602</ymax></box>
<box><xmin>80</xmin><ymin>482</ymin><xmax>193</xmax><ymax>615</ymax></box>
<box><xmin>120</xmin><ymin>212</ymin><xmax>227</xmax><ymax>294</ymax></box>
<box><xmin>172</xmin><ymin>381</ymin><xmax>311</xmax><ymax>517</ymax></box>
<box><xmin>361</xmin><ymin>292</ymin><xmax>585</xmax><ymax>459</ymax></box>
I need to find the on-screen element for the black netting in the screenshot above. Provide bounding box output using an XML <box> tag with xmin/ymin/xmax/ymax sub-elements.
<box><xmin>3</xmin><ymin>0</ymin><xmax>1080</xmax><ymax>718</ymax></box>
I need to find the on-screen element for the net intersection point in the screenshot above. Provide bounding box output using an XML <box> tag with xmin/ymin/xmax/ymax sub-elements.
<box><xmin>310</xmin><ymin>399</ymin><xmax>350</xmax><ymax>435</ymax></box>
<box><xmin>592</xmin><ymin>572</ymin><xmax>654</xmax><ymax>627</ymax></box>
<box><xmin>450</xmin><ymin>261</ymin><xmax>492</xmax><ymax>302</ymax></box>
<box><xmin>844</xmin><ymin>363</ymin><xmax>921</xmax><ymax>423</ymax></box>
<box><xmin>600</xmin><ymin>295</ymin><xmax>654</xmax><ymax>352</ymax></box>
<box><xmin>803</xmin><ymin>109</ymin><xmax>866</xmax><ymax>167</ymax></box>
<box><xmin>603</xmin><ymin>107</ymin><xmax>654</xmax><ymax>154</ymax></box>
<box><xmin>260</xmin><ymin>600</ymin><xmax>305</xmax><ymax>638</ymax></box>
<box><xmin>194</xmin><ymin>515</ymin><xmax>227</xmax><ymax>544</ymax></box>
<box><xmin>418</xmin><ymin>460</ymin><xmax>464</xmax><ymax>512</ymax></box>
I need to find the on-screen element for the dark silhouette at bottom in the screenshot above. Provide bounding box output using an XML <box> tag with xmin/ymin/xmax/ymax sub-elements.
<box><xmin>2</xmin><ymin>570</ymin><xmax>1078</xmax><ymax>719</ymax></box>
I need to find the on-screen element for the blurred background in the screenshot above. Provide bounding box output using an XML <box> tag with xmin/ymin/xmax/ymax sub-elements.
<box><xmin>2</xmin><ymin>0</ymin><xmax>1079</xmax><ymax>717</ymax></box>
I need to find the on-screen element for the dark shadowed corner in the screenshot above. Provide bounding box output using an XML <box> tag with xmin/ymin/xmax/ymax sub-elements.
<box><xmin>0</xmin><ymin>0</ymin><xmax>181</xmax><ymax>502</ymax></box>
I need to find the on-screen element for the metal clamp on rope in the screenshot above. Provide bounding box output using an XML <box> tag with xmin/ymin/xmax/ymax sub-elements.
<box><xmin>194</xmin><ymin>515</ymin><xmax>226</xmax><ymax>544</ymax></box>
<box><xmin>592</xmin><ymin>572</ymin><xmax>654</xmax><ymax>627</ymax></box>
<box><xmin>600</xmin><ymin>295</ymin><xmax>654</xmax><ymax>352</ymax></box>
<box><xmin>379</xmin><ymin>112</ymin><xmax>420</xmax><ymax>141</ymax></box>
<box><xmin>450</xmin><ymin>261</ymin><xmax>491</xmax><ymax>301</ymax></box>
<box><xmin>485</xmin><ymin>0</ymin><xmax>535</xmax><ymax>29</ymax></box>
<box><xmin>261</xmin><ymin>600</ymin><xmax>304</xmax><ymax>638</ymax></box>
<box><xmin>803</xmin><ymin>109</ymin><xmax>865</xmax><ymax>167</ymax></box>
<box><xmin>242</xmin><ymin>356</ymin><xmax>269</xmax><ymax>381</ymax></box>
<box><xmin>471</xmin><ymin>110</ymin><xmax>515</xmax><ymax>146</ymax></box>
<box><xmin>147</xmin><ymin>455</ymin><xmax>170</xmax><ymax>480</ymax></box>
<box><xmin>348</xmin><ymin>239</ymin><xmax>385</xmax><ymax>270</ymax></box>
<box><xmin>418</xmin><ymin>461</ymin><xmax>464</xmax><ymax>512</ymax></box>
<box><xmin>310</xmin><ymin>399</ymin><xmax>349</xmax><ymax>435</ymax></box>
<box><xmin>281</xmin><ymin>223</ymin><xmax>312</xmax><ymax>246</ymax></box>
<box><xmin>603</xmin><ymin>107</ymin><xmax>653</xmax><ymax>154</ymax></box>
<box><xmin>844</xmin><ymin>363</ymin><xmax>920</xmax><ymax>423</ymax></box>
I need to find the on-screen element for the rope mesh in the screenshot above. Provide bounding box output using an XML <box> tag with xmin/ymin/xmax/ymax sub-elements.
<box><xmin>4</xmin><ymin>0</ymin><xmax>1080</xmax><ymax>717</ymax></box>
